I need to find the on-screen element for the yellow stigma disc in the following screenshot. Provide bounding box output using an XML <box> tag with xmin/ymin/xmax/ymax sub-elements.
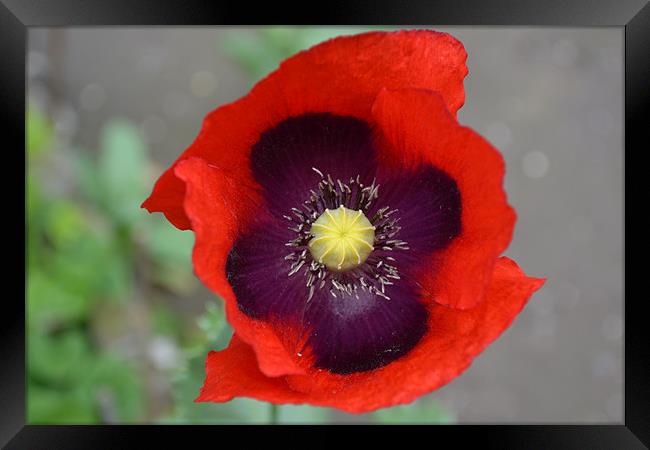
<box><xmin>308</xmin><ymin>205</ymin><xmax>376</xmax><ymax>272</ymax></box>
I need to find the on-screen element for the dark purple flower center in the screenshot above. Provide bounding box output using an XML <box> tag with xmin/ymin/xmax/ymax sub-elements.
<box><xmin>226</xmin><ymin>113</ymin><xmax>462</xmax><ymax>374</ymax></box>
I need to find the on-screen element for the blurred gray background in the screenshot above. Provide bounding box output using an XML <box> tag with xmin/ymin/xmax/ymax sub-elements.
<box><xmin>28</xmin><ymin>27</ymin><xmax>623</xmax><ymax>423</ymax></box>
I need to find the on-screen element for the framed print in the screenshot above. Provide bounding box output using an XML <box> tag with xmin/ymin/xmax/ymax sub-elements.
<box><xmin>3</xmin><ymin>0</ymin><xmax>648</xmax><ymax>447</ymax></box>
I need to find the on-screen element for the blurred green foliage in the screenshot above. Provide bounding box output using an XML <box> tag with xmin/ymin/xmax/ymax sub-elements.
<box><xmin>27</xmin><ymin>109</ymin><xmax>195</xmax><ymax>423</ymax></box>
<box><xmin>27</xmin><ymin>26</ymin><xmax>453</xmax><ymax>425</ymax></box>
<box><xmin>221</xmin><ymin>26</ymin><xmax>387</xmax><ymax>85</ymax></box>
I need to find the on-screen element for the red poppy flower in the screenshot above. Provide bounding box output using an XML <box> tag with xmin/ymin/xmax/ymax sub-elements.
<box><xmin>143</xmin><ymin>30</ymin><xmax>544</xmax><ymax>413</ymax></box>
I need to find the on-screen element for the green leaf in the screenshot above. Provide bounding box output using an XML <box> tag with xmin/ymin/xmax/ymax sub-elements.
<box><xmin>196</xmin><ymin>301</ymin><xmax>226</xmax><ymax>344</ymax></box>
<box><xmin>44</xmin><ymin>201</ymin><xmax>87</xmax><ymax>249</ymax></box>
<box><xmin>151</xmin><ymin>304</ymin><xmax>182</xmax><ymax>338</ymax></box>
<box><xmin>162</xmin><ymin>348</ymin><xmax>269</xmax><ymax>424</ymax></box>
<box><xmin>28</xmin><ymin>270</ymin><xmax>93</xmax><ymax>329</ymax></box>
<box><xmin>144</xmin><ymin>216</ymin><xmax>194</xmax><ymax>264</ymax></box>
<box><xmin>98</xmin><ymin>119</ymin><xmax>149</xmax><ymax>225</ymax></box>
<box><xmin>46</xmin><ymin>222</ymin><xmax>132</xmax><ymax>301</ymax></box>
<box><xmin>370</xmin><ymin>398</ymin><xmax>456</xmax><ymax>424</ymax></box>
<box><xmin>26</xmin><ymin>175</ymin><xmax>45</xmax><ymax>270</ymax></box>
<box><xmin>161</xmin><ymin>398</ymin><xmax>272</xmax><ymax>424</ymax></box>
<box><xmin>261</xmin><ymin>26</ymin><xmax>368</xmax><ymax>52</ymax></box>
<box><xmin>28</xmin><ymin>329</ymin><xmax>93</xmax><ymax>385</ymax></box>
<box><xmin>27</xmin><ymin>104</ymin><xmax>53</xmax><ymax>158</ymax></box>
<box><xmin>74</xmin><ymin>150</ymin><xmax>104</xmax><ymax>205</ymax></box>
<box><xmin>276</xmin><ymin>404</ymin><xmax>331</xmax><ymax>424</ymax></box>
<box><xmin>221</xmin><ymin>33</ymin><xmax>284</xmax><ymax>83</ymax></box>
<box><xmin>142</xmin><ymin>216</ymin><xmax>196</xmax><ymax>294</ymax></box>
<box><xmin>221</xmin><ymin>27</ymin><xmax>379</xmax><ymax>86</ymax></box>
<box><xmin>293</xmin><ymin>27</ymin><xmax>381</xmax><ymax>49</ymax></box>
<box><xmin>161</xmin><ymin>307</ymin><xmax>265</xmax><ymax>424</ymax></box>
<box><xmin>82</xmin><ymin>356</ymin><xmax>146</xmax><ymax>422</ymax></box>
<box><xmin>28</xmin><ymin>385</ymin><xmax>97</xmax><ymax>424</ymax></box>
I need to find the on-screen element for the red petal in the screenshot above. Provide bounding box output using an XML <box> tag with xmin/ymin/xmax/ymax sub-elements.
<box><xmin>371</xmin><ymin>88</ymin><xmax>516</xmax><ymax>309</ymax></box>
<box><xmin>196</xmin><ymin>335</ymin><xmax>305</xmax><ymax>405</ymax></box>
<box><xmin>196</xmin><ymin>257</ymin><xmax>544</xmax><ymax>413</ymax></box>
<box><xmin>174</xmin><ymin>157</ymin><xmax>304</xmax><ymax>377</ymax></box>
<box><xmin>142</xmin><ymin>30</ymin><xmax>468</xmax><ymax>230</ymax></box>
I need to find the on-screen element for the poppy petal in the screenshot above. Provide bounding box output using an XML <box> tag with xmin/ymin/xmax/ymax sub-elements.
<box><xmin>371</xmin><ymin>87</ymin><xmax>516</xmax><ymax>309</ymax></box>
<box><xmin>300</xmin><ymin>277</ymin><xmax>427</xmax><ymax>375</ymax></box>
<box><xmin>371</xmin><ymin>164</ymin><xmax>462</xmax><ymax>265</ymax></box>
<box><xmin>196</xmin><ymin>334</ymin><xmax>305</xmax><ymax>405</ymax></box>
<box><xmin>174</xmin><ymin>157</ymin><xmax>304</xmax><ymax>376</ymax></box>
<box><xmin>196</xmin><ymin>257</ymin><xmax>545</xmax><ymax>413</ymax></box>
<box><xmin>143</xmin><ymin>30</ymin><xmax>468</xmax><ymax>231</ymax></box>
<box><xmin>249</xmin><ymin>113</ymin><xmax>378</xmax><ymax>215</ymax></box>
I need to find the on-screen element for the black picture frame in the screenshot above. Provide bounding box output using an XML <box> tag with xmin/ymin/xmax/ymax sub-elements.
<box><xmin>4</xmin><ymin>0</ymin><xmax>647</xmax><ymax>447</ymax></box>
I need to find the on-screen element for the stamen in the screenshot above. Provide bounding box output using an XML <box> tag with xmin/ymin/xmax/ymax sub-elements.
<box><xmin>283</xmin><ymin>168</ymin><xmax>409</xmax><ymax>301</ymax></box>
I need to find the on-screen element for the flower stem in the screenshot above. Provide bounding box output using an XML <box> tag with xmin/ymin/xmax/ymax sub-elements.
<box><xmin>269</xmin><ymin>403</ymin><xmax>279</xmax><ymax>425</ymax></box>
